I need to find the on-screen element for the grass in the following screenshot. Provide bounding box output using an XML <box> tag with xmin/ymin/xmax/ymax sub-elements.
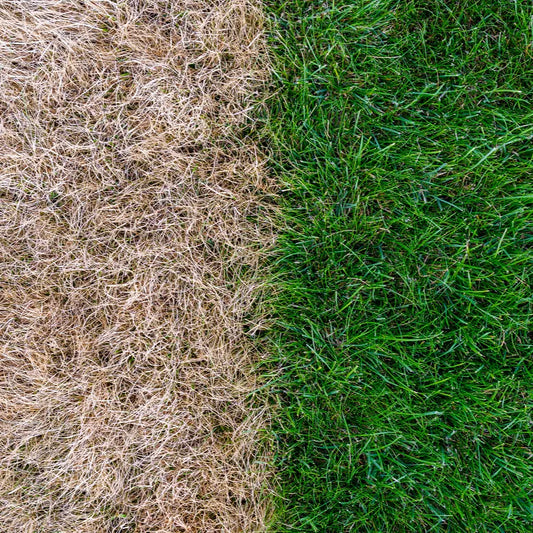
<box><xmin>265</xmin><ymin>0</ymin><xmax>533</xmax><ymax>530</ymax></box>
<box><xmin>0</xmin><ymin>1</ymin><xmax>273</xmax><ymax>531</ymax></box>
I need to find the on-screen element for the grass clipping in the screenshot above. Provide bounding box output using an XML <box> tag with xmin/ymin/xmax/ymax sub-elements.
<box><xmin>0</xmin><ymin>1</ymin><xmax>274</xmax><ymax>531</ymax></box>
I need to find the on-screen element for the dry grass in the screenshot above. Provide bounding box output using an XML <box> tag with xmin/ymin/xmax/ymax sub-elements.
<box><xmin>0</xmin><ymin>1</ymin><xmax>274</xmax><ymax>531</ymax></box>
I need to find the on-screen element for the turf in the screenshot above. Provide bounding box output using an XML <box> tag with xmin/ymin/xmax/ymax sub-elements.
<box><xmin>264</xmin><ymin>0</ymin><xmax>533</xmax><ymax>530</ymax></box>
<box><xmin>0</xmin><ymin>1</ymin><xmax>273</xmax><ymax>531</ymax></box>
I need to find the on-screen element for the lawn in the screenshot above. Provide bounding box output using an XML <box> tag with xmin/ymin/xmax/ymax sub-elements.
<box><xmin>0</xmin><ymin>2</ymin><xmax>272</xmax><ymax>531</ymax></box>
<box><xmin>265</xmin><ymin>0</ymin><xmax>533</xmax><ymax>530</ymax></box>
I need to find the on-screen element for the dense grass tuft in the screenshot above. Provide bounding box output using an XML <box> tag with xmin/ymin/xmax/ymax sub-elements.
<box><xmin>265</xmin><ymin>0</ymin><xmax>533</xmax><ymax>530</ymax></box>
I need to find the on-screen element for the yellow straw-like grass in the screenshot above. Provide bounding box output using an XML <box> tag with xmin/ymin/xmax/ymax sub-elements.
<box><xmin>0</xmin><ymin>1</ymin><xmax>274</xmax><ymax>531</ymax></box>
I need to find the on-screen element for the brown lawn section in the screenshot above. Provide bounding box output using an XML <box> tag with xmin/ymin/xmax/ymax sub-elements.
<box><xmin>0</xmin><ymin>1</ymin><xmax>274</xmax><ymax>531</ymax></box>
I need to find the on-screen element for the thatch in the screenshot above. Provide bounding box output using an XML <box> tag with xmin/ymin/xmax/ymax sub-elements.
<box><xmin>0</xmin><ymin>1</ymin><xmax>274</xmax><ymax>531</ymax></box>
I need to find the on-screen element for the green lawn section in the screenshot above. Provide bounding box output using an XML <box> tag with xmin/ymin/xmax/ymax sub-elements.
<box><xmin>265</xmin><ymin>0</ymin><xmax>533</xmax><ymax>531</ymax></box>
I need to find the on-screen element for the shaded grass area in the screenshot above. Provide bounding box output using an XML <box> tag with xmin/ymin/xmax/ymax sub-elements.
<box><xmin>265</xmin><ymin>0</ymin><xmax>533</xmax><ymax>530</ymax></box>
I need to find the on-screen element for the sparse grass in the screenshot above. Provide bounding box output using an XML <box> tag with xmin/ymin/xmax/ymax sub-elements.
<box><xmin>0</xmin><ymin>1</ymin><xmax>274</xmax><ymax>531</ymax></box>
<box><xmin>265</xmin><ymin>0</ymin><xmax>533</xmax><ymax>530</ymax></box>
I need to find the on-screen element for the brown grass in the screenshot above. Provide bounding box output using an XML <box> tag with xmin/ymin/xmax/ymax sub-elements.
<box><xmin>0</xmin><ymin>1</ymin><xmax>275</xmax><ymax>531</ymax></box>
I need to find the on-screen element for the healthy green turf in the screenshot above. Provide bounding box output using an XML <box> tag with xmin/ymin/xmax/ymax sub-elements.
<box><xmin>265</xmin><ymin>0</ymin><xmax>533</xmax><ymax>530</ymax></box>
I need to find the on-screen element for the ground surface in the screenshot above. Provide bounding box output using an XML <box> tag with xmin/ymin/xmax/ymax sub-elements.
<box><xmin>266</xmin><ymin>0</ymin><xmax>532</xmax><ymax>531</ymax></box>
<box><xmin>0</xmin><ymin>1</ymin><xmax>273</xmax><ymax>531</ymax></box>
<box><xmin>1</xmin><ymin>1</ymin><xmax>532</xmax><ymax>531</ymax></box>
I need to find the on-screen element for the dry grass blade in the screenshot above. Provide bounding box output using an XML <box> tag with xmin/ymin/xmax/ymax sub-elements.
<box><xmin>0</xmin><ymin>1</ymin><xmax>274</xmax><ymax>531</ymax></box>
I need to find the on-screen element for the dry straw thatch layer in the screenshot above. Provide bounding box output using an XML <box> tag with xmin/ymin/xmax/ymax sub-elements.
<box><xmin>0</xmin><ymin>1</ymin><xmax>274</xmax><ymax>531</ymax></box>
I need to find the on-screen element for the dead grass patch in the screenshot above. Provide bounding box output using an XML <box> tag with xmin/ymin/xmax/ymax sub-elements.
<box><xmin>0</xmin><ymin>1</ymin><xmax>274</xmax><ymax>531</ymax></box>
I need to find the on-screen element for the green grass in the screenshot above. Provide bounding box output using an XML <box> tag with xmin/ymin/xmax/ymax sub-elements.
<box><xmin>264</xmin><ymin>0</ymin><xmax>533</xmax><ymax>530</ymax></box>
